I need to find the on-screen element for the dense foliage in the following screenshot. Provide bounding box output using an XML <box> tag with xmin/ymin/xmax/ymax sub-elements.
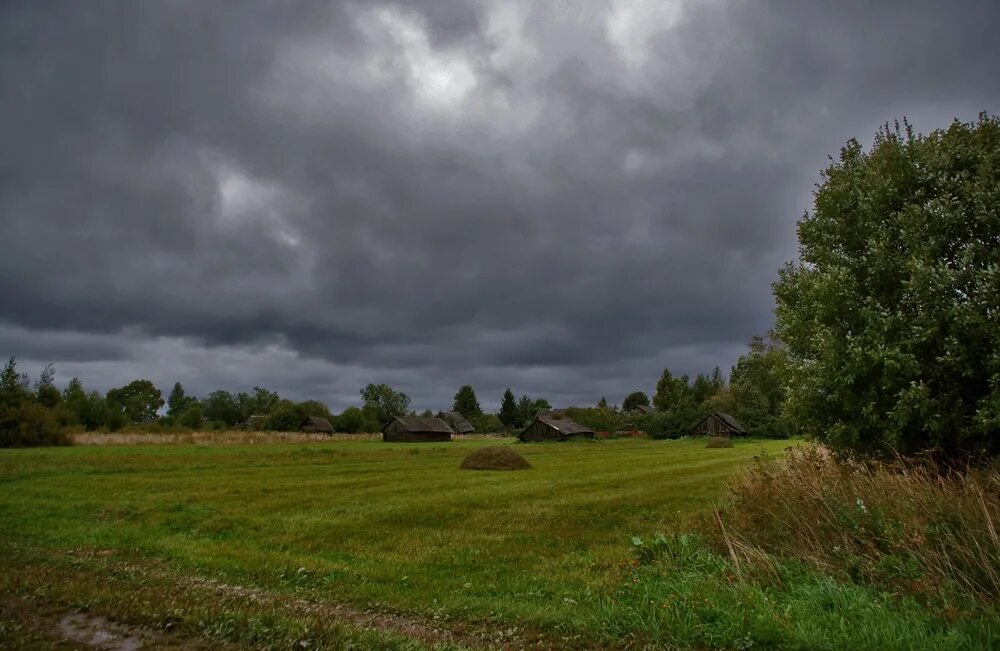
<box><xmin>451</xmin><ymin>385</ymin><xmax>482</xmax><ymax>419</ymax></box>
<box><xmin>775</xmin><ymin>114</ymin><xmax>1000</xmax><ymax>460</ymax></box>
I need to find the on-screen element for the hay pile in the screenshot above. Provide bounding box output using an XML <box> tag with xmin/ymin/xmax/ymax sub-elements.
<box><xmin>705</xmin><ymin>436</ymin><xmax>734</xmax><ymax>448</ymax></box>
<box><xmin>459</xmin><ymin>446</ymin><xmax>532</xmax><ymax>471</ymax></box>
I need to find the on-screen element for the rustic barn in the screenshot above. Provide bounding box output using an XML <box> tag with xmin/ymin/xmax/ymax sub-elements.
<box><xmin>691</xmin><ymin>412</ymin><xmax>748</xmax><ymax>438</ymax></box>
<box><xmin>382</xmin><ymin>416</ymin><xmax>453</xmax><ymax>442</ymax></box>
<box><xmin>244</xmin><ymin>415</ymin><xmax>266</xmax><ymax>430</ymax></box>
<box><xmin>519</xmin><ymin>416</ymin><xmax>594</xmax><ymax>442</ymax></box>
<box><xmin>300</xmin><ymin>416</ymin><xmax>334</xmax><ymax>433</ymax></box>
<box><xmin>436</xmin><ymin>411</ymin><xmax>475</xmax><ymax>434</ymax></box>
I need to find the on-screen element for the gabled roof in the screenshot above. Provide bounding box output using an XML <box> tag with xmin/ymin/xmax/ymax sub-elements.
<box><xmin>714</xmin><ymin>412</ymin><xmax>747</xmax><ymax>433</ymax></box>
<box><xmin>436</xmin><ymin>411</ymin><xmax>475</xmax><ymax>434</ymax></box>
<box><xmin>383</xmin><ymin>416</ymin><xmax>454</xmax><ymax>434</ymax></box>
<box><xmin>537</xmin><ymin>416</ymin><xmax>593</xmax><ymax>435</ymax></box>
<box><xmin>301</xmin><ymin>416</ymin><xmax>334</xmax><ymax>432</ymax></box>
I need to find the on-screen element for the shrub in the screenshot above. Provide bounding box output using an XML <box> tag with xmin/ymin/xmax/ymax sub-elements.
<box><xmin>706</xmin><ymin>445</ymin><xmax>1000</xmax><ymax>606</ymax></box>
<box><xmin>0</xmin><ymin>402</ymin><xmax>69</xmax><ymax>447</ymax></box>
<box><xmin>705</xmin><ymin>437</ymin><xmax>733</xmax><ymax>448</ymax></box>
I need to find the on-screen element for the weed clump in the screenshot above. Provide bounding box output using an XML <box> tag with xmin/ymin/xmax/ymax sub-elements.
<box><xmin>459</xmin><ymin>446</ymin><xmax>531</xmax><ymax>471</ymax></box>
<box><xmin>705</xmin><ymin>437</ymin><xmax>733</xmax><ymax>449</ymax></box>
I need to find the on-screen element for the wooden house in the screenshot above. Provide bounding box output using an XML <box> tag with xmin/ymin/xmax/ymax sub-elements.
<box><xmin>382</xmin><ymin>416</ymin><xmax>453</xmax><ymax>442</ymax></box>
<box><xmin>691</xmin><ymin>412</ymin><xmax>748</xmax><ymax>438</ymax></box>
<box><xmin>519</xmin><ymin>416</ymin><xmax>594</xmax><ymax>442</ymax></box>
<box><xmin>436</xmin><ymin>411</ymin><xmax>475</xmax><ymax>434</ymax></box>
<box><xmin>300</xmin><ymin>416</ymin><xmax>334</xmax><ymax>433</ymax></box>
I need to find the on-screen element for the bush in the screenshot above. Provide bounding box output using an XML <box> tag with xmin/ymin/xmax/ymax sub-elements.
<box><xmin>706</xmin><ymin>445</ymin><xmax>1000</xmax><ymax>607</ymax></box>
<box><xmin>264</xmin><ymin>402</ymin><xmax>307</xmax><ymax>431</ymax></box>
<box><xmin>705</xmin><ymin>437</ymin><xmax>733</xmax><ymax>448</ymax></box>
<box><xmin>0</xmin><ymin>402</ymin><xmax>69</xmax><ymax>447</ymax></box>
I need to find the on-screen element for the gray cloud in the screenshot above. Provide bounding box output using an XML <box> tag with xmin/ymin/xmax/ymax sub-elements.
<box><xmin>2</xmin><ymin>0</ymin><xmax>998</xmax><ymax>410</ymax></box>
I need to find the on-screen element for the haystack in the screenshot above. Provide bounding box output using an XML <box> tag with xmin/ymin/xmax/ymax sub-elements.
<box><xmin>459</xmin><ymin>446</ymin><xmax>531</xmax><ymax>471</ymax></box>
<box><xmin>705</xmin><ymin>436</ymin><xmax>734</xmax><ymax>448</ymax></box>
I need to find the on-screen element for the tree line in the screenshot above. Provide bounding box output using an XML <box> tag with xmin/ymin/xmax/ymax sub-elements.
<box><xmin>0</xmin><ymin>328</ymin><xmax>790</xmax><ymax>446</ymax></box>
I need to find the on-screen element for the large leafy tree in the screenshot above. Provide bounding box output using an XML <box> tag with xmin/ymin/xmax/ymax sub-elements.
<box><xmin>452</xmin><ymin>385</ymin><xmax>482</xmax><ymax>419</ymax></box>
<box><xmin>728</xmin><ymin>333</ymin><xmax>792</xmax><ymax>437</ymax></box>
<box><xmin>360</xmin><ymin>383</ymin><xmax>410</xmax><ymax>424</ymax></box>
<box><xmin>622</xmin><ymin>391</ymin><xmax>650</xmax><ymax>412</ymax></box>
<box><xmin>106</xmin><ymin>379</ymin><xmax>163</xmax><ymax>423</ymax></box>
<box><xmin>774</xmin><ymin>114</ymin><xmax>1000</xmax><ymax>460</ymax></box>
<box><xmin>202</xmin><ymin>390</ymin><xmax>241</xmax><ymax>426</ymax></box>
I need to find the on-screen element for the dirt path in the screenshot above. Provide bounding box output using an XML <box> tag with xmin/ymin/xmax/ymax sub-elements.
<box><xmin>0</xmin><ymin>597</ymin><xmax>217</xmax><ymax>650</ymax></box>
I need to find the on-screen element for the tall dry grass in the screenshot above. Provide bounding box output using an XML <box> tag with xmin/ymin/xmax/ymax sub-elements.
<box><xmin>70</xmin><ymin>431</ymin><xmax>513</xmax><ymax>446</ymax></box>
<box><xmin>708</xmin><ymin>445</ymin><xmax>1000</xmax><ymax>606</ymax></box>
<box><xmin>71</xmin><ymin>431</ymin><xmax>381</xmax><ymax>445</ymax></box>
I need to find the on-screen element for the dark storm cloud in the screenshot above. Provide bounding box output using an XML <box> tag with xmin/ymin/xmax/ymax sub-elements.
<box><xmin>2</xmin><ymin>0</ymin><xmax>999</xmax><ymax>409</ymax></box>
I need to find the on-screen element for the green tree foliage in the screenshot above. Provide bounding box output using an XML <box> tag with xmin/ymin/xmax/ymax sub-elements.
<box><xmin>691</xmin><ymin>373</ymin><xmax>717</xmax><ymax>404</ymax></box>
<box><xmin>106</xmin><ymin>379</ymin><xmax>164</xmax><ymax>424</ymax></box>
<box><xmin>452</xmin><ymin>385</ymin><xmax>482</xmax><ymax>419</ymax></box>
<box><xmin>235</xmin><ymin>386</ymin><xmax>281</xmax><ymax>422</ymax></box>
<box><xmin>167</xmin><ymin>382</ymin><xmax>194</xmax><ymax>417</ymax></box>
<box><xmin>498</xmin><ymin>388</ymin><xmax>519</xmax><ymax>428</ymax></box>
<box><xmin>516</xmin><ymin>395</ymin><xmax>533</xmax><ymax>426</ymax></box>
<box><xmin>62</xmin><ymin>378</ymin><xmax>88</xmax><ymax>426</ymax></box>
<box><xmin>334</xmin><ymin>406</ymin><xmax>374</xmax><ymax>433</ymax></box>
<box><xmin>263</xmin><ymin>400</ymin><xmax>306</xmax><ymax>431</ymax></box>
<box><xmin>179</xmin><ymin>405</ymin><xmax>204</xmax><ymax>430</ymax></box>
<box><xmin>0</xmin><ymin>358</ymin><xmax>66</xmax><ymax>447</ymax></box>
<box><xmin>34</xmin><ymin>364</ymin><xmax>62</xmax><ymax>409</ymax></box>
<box><xmin>650</xmin><ymin>368</ymin><xmax>711</xmax><ymax>438</ymax></box>
<box><xmin>298</xmin><ymin>400</ymin><xmax>331</xmax><ymax>419</ymax></box>
<box><xmin>774</xmin><ymin>114</ymin><xmax>1000</xmax><ymax>460</ymax></box>
<box><xmin>710</xmin><ymin>366</ymin><xmax>726</xmax><ymax>392</ymax></box>
<box><xmin>360</xmin><ymin>383</ymin><xmax>410</xmax><ymax>424</ymax></box>
<box><xmin>622</xmin><ymin>391</ymin><xmax>650</xmax><ymax>412</ymax></box>
<box><xmin>728</xmin><ymin>333</ymin><xmax>792</xmax><ymax>437</ymax></box>
<box><xmin>201</xmin><ymin>390</ymin><xmax>240</xmax><ymax>427</ymax></box>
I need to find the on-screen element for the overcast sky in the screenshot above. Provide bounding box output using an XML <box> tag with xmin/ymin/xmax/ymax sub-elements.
<box><xmin>2</xmin><ymin>1</ymin><xmax>998</xmax><ymax>411</ymax></box>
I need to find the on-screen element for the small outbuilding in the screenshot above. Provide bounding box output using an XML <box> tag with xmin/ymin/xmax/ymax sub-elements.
<box><xmin>301</xmin><ymin>416</ymin><xmax>334</xmax><ymax>433</ymax></box>
<box><xmin>691</xmin><ymin>412</ymin><xmax>748</xmax><ymax>438</ymax></box>
<box><xmin>436</xmin><ymin>411</ymin><xmax>475</xmax><ymax>434</ymax></box>
<box><xmin>382</xmin><ymin>416</ymin><xmax>453</xmax><ymax>442</ymax></box>
<box><xmin>519</xmin><ymin>416</ymin><xmax>594</xmax><ymax>442</ymax></box>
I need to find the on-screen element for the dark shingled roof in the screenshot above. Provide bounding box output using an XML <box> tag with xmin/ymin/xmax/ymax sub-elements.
<box><xmin>437</xmin><ymin>411</ymin><xmax>475</xmax><ymax>434</ymax></box>
<box><xmin>537</xmin><ymin>416</ymin><xmax>593</xmax><ymax>435</ymax></box>
<box><xmin>301</xmin><ymin>416</ymin><xmax>334</xmax><ymax>433</ymax></box>
<box><xmin>714</xmin><ymin>412</ymin><xmax>748</xmax><ymax>434</ymax></box>
<box><xmin>382</xmin><ymin>416</ymin><xmax>454</xmax><ymax>434</ymax></box>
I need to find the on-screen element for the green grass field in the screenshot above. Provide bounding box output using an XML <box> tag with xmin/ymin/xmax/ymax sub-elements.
<box><xmin>1</xmin><ymin>437</ymin><xmax>993</xmax><ymax>649</ymax></box>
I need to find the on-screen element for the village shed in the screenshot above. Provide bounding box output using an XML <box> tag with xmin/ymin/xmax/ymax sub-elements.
<box><xmin>300</xmin><ymin>416</ymin><xmax>334</xmax><ymax>433</ymax></box>
<box><xmin>519</xmin><ymin>416</ymin><xmax>594</xmax><ymax>442</ymax></box>
<box><xmin>691</xmin><ymin>412</ymin><xmax>748</xmax><ymax>438</ymax></box>
<box><xmin>436</xmin><ymin>411</ymin><xmax>475</xmax><ymax>434</ymax></box>
<box><xmin>382</xmin><ymin>416</ymin><xmax>453</xmax><ymax>442</ymax></box>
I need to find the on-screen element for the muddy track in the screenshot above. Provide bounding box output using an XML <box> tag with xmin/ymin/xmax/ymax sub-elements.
<box><xmin>0</xmin><ymin>596</ymin><xmax>218</xmax><ymax>650</ymax></box>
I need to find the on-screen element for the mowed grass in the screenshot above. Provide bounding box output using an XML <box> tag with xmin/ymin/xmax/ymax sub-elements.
<box><xmin>0</xmin><ymin>437</ymin><xmax>781</xmax><ymax>647</ymax></box>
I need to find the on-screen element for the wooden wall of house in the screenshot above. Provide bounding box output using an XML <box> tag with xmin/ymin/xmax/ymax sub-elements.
<box><xmin>693</xmin><ymin>416</ymin><xmax>727</xmax><ymax>437</ymax></box>
<box><xmin>382</xmin><ymin>427</ymin><xmax>451</xmax><ymax>442</ymax></box>
<box><xmin>519</xmin><ymin>420</ymin><xmax>560</xmax><ymax>442</ymax></box>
